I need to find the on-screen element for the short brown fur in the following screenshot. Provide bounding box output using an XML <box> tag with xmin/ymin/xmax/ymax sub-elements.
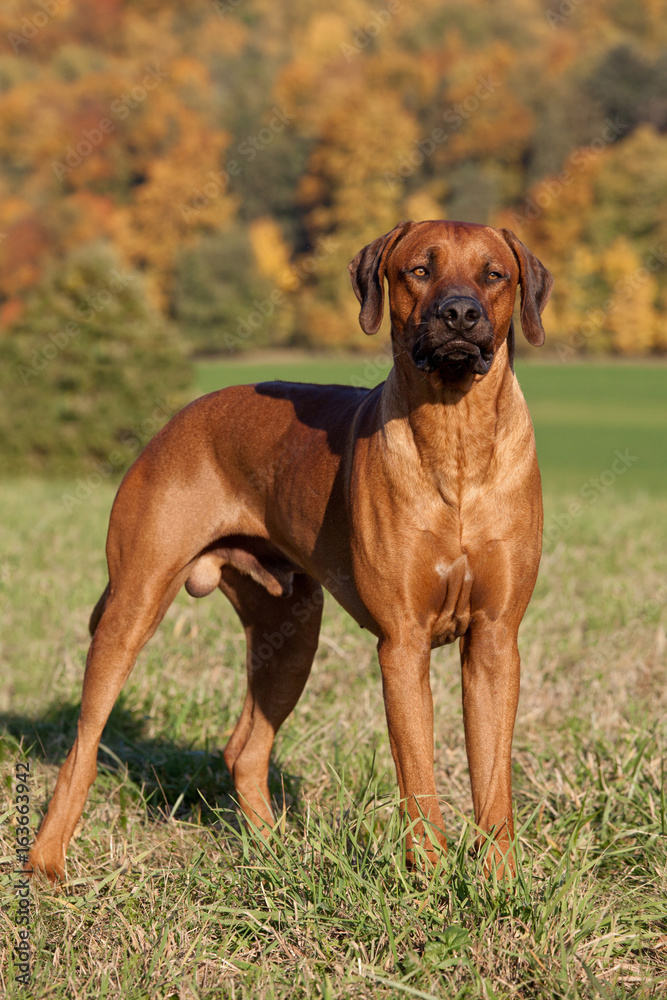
<box><xmin>29</xmin><ymin>221</ymin><xmax>552</xmax><ymax>881</ymax></box>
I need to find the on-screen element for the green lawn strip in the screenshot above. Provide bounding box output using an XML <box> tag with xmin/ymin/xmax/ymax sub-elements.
<box><xmin>194</xmin><ymin>354</ymin><xmax>392</xmax><ymax>397</ymax></box>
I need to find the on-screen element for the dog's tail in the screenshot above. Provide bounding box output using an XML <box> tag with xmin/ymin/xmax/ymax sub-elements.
<box><xmin>89</xmin><ymin>582</ymin><xmax>110</xmax><ymax>636</ymax></box>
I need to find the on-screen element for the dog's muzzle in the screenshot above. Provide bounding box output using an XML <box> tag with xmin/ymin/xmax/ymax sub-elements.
<box><xmin>411</xmin><ymin>295</ymin><xmax>495</xmax><ymax>376</ymax></box>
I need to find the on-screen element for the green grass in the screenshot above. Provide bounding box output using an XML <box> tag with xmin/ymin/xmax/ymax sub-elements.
<box><xmin>1</xmin><ymin>358</ymin><xmax>666</xmax><ymax>997</ymax></box>
<box><xmin>195</xmin><ymin>356</ymin><xmax>667</xmax><ymax>495</ymax></box>
<box><xmin>518</xmin><ymin>364</ymin><xmax>667</xmax><ymax>495</ymax></box>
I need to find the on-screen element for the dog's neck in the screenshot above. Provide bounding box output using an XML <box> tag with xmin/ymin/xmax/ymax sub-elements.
<box><xmin>379</xmin><ymin>340</ymin><xmax>528</xmax><ymax>499</ymax></box>
<box><xmin>384</xmin><ymin>338</ymin><xmax>514</xmax><ymax>418</ymax></box>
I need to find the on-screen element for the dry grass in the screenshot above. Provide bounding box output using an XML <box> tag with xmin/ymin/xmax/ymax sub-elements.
<box><xmin>1</xmin><ymin>480</ymin><xmax>666</xmax><ymax>998</ymax></box>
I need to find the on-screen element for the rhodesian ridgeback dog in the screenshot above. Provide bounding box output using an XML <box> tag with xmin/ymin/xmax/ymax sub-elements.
<box><xmin>29</xmin><ymin>220</ymin><xmax>552</xmax><ymax>881</ymax></box>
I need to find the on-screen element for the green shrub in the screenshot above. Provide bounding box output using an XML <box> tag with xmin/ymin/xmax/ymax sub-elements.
<box><xmin>171</xmin><ymin>226</ymin><xmax>279</xmax><ymax>355</ymax></box>
<box><xmin>0</xmin><ymin>243</ymin><xmax>192</xmax><ymax>477</ymax></box>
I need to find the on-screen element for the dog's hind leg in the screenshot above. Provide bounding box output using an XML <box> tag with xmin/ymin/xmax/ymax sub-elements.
<box><xmin>28</xmin><ymin>567</ymin><xmax>187</xmax><ymax>881</ymax></box>
<box><xmin>218</xmin><ymin>568</ymin><xmax>323</xmax><ymax>830</ymax></box>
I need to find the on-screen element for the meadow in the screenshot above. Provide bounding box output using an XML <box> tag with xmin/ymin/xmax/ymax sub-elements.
<box><xmin>1</xmin><ymin>358</ymin><xmax>666</xmax><ymax>998</ymax></box>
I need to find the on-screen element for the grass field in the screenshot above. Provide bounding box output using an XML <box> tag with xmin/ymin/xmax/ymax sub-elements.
<box><xmin>1</xmin><ymin>359</ymin><xmax>666</xmax><ymax>998</ymax></box>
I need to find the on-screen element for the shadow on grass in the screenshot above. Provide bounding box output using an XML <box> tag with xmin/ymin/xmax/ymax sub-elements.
<box><xmin>0</xmin><ymin>697</ymin><xmax>304</xmax><ymax>830</ymax></box>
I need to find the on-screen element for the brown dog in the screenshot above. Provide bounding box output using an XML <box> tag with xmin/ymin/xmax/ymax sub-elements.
<box><xmin>29</xmin><ymin>220</ymin><xmax>552</xmax><ymax>881</ymax></box>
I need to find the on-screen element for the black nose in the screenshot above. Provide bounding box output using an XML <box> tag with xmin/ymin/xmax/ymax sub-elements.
<box><xmin>436</xmin><ymin>296</ymin><xmax>482</xmax><ymax>333</ymax></box>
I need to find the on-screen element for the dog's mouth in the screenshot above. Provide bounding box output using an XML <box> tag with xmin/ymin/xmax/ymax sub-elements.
<box><xmin>412</xmin><ymin>339</ymin><xmax>494</xmax><ymax>377</ymax></box>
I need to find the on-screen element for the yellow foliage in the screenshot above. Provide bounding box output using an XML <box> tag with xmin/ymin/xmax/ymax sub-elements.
<box><xmin>602</xmin><ymin>238</ymin><xmax>658</xmax><ymax>354</ymax></box>
<box><xmin>0</xmin><ymin>78</ymin><xmax>72</xmax><ymax>169</ymax></box>
<box><xmin>0</xmin><ymin>195</ymin><xmax>33</xmax><ymax>230</ymax></box>
<box><xmin>110</xmin><ymin>123</ymin><xmax>236</xmax><ymax>308</ymax></box>
<box><xmin>402</xmin><ymin>190</ymin><xmax>444</xmax><ymax>224</ymax></box>
<box><xmin>299</xmin><ymin>88</ymin><xmax>419</xmax><ymax>241</ymax></box>
<box><xmin>248</xmin><ymin>218</ymin><xmax>294</xmax><ymax>291</ymax></box>
<box><xmin>548</xmin><ymin>244</ymin><xmax>601</xmax><ymax>342</ymax></box>
<box><xmin>654</xmin><ymin>290</ymin><xmax>667</xmax><ymax>351</ymax></box>
<box><xmin>295</xmin><ymin>292</ymin><xmax>369</xmax><ymax>350</ymax></box>
<box><xmin>122</xmin><ymin>9</ymin><xmax>183</xmax><ymax>62</ymax></box>
<box><xmin>601</xmin><ymin>237</ymin><xmax>642</xmax><ymax>285</ymax></box>
<box><xmin>196</xmin><ymin>16</ymin><xmax>247</xmax><ymax>57</ymax></box>
<box><xmin>170</xmin><ymin>57</ymin><xmax>213</xmax><ymax>89</ymax></box>
<box><xmin>437</xmin><ymin>42</ymin><xmax>534</xmax><ymax>165</ymax></box>
<box><xmin>301</xmin><ymin>13</ymin><xmax>351</xmax><ymax>61</ymax></box>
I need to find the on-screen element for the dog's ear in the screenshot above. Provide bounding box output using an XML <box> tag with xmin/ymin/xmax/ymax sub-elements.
<box><xmin>348</xmin><ymin>222</ymin><xmax>413</xmax><ymax>335</ymax></box>
<box><xmin>501</xmin><ymin>228</ymin><xmax>553</xmax><ymax>347</ymax></box>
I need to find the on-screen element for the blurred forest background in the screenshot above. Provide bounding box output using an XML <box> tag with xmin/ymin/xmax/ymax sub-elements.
<box><xmin>0</xmin><ymin>0</ymin><xmax>666</xmax><ymax>472</ymax></box>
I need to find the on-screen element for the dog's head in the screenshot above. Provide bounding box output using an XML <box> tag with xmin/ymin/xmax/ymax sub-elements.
<box><xmin>349</xmin><ymin>220</ymin><xmax>552</xmax><ymax>380</ymax></box>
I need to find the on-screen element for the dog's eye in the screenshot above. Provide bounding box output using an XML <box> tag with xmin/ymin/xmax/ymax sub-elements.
<box><xmin>411</xmin><ymin>267</ymin><xmax>429</xmax><ymax>277</ymax></box>
<box><xmin>488</xmin><ymin>271</ymin><xmax>505</xmax><ymax>280</ymax></box>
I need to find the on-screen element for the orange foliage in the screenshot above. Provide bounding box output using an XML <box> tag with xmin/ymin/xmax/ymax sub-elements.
<box><xmin>0</xmin><ymin>0</ymin><xmax>663</xmax><ymax>355</ymax></box>
<box><xmin>0</xmin><ymin>215</ymin><xmax>50</xmax><ymax>298</ymax></box>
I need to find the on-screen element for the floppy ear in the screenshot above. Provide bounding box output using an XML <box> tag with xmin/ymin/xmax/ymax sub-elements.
<box><xmin>501</xmin><ymin>228</ymin><xmax>553</xmax><ymax>347</ymax></box>
<box><xmin>348</xmin><ymin>222</ymin><xmax>413</xmax><ymax>335</ymax></box>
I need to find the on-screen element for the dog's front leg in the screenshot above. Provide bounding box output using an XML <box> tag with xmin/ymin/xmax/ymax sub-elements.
<box><xmin>460</xmin><ymin>623</ymin><xmax>520</xmax><ymax>876</ymax></box>
<box><xmin>377</xmin><ymin>635</ymin><xmax>447</xmax><ymax>866</ymax></box>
